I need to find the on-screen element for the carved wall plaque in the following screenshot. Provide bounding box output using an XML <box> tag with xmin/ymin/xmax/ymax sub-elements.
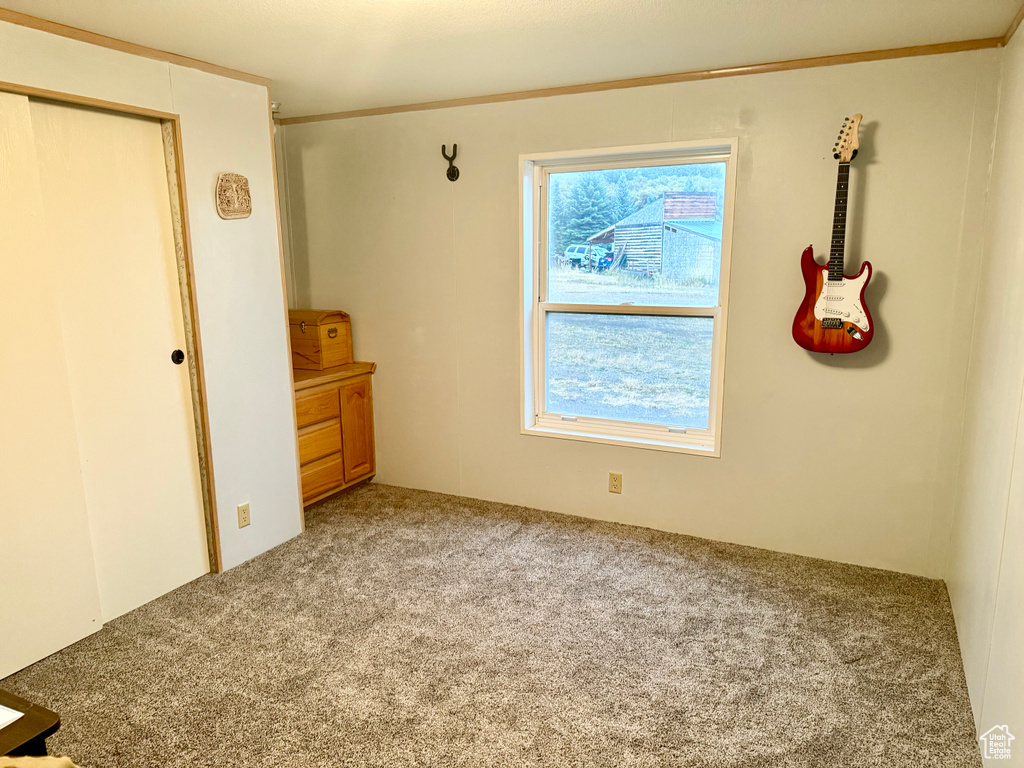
<box><xmin>216</xmin><ymin>173</ymin><xmax>252</xmax><ymax>219</ymax></box>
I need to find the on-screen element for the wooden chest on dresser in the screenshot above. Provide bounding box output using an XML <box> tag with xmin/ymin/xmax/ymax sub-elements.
<box><xmin>293</xmin><ymin>362</ymin><xmax>376</xmax><ymax>506</ymax></box>
<box><xmin>288</xmin><ymin>309</ymin><xmax>354</xmax><ymax>371</ymax></box>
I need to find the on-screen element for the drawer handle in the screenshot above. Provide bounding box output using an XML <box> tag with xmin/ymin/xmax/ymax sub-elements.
<box><xmin>328</xmin><ymin>327</ymin><xmax>338</xmax><ymax>338</ymax></box>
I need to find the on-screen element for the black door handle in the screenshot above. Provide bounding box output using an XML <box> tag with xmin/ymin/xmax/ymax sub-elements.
<box><xmin>171</xmin><ymin>349</ymin><xmax>185</xmax><ymax>365</ymax></box>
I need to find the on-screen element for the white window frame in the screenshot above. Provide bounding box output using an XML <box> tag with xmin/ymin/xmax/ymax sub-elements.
<box><xmin>519</xmin><ymin>139</ymin><xmax>738</xmax><ymax>457</ymax></box>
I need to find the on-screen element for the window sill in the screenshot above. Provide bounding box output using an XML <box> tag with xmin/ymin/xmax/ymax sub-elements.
<box><xmin>522</xmin><ymin>422</ymin><xmax>720</xmax><ymax>457</ymax></box>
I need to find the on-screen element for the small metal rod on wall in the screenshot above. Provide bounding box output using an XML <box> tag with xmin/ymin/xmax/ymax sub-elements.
<box><xmin>441</xmin><ymin>144</ymin><xmax>459</xmax><ymax>182</ymax></box>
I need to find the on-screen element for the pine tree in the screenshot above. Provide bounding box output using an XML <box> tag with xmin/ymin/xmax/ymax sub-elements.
<box><xmin>548</xmin><ymin>184</ymin><xmax>569</xmax><ymax>261</ymax></box>
<box><xmin>559</xmin><ymin>174</ymin><xmax>616</xmax><ymax>253</ymax></box>
<box><xmin>612</xmin><ymin>179</ymin><xmax>638</xmax><ymax>222</ymax></box>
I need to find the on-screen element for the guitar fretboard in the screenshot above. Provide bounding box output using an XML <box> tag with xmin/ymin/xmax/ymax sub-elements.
<box><xmin>828</xmin><ymin>162</ymin><xmax>850</xmax><ymax>282</ymax></box>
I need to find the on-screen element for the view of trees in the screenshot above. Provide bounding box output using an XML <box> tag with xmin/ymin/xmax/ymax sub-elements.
<box><xmin>546</xmin><ymin>162</ymin><xmax>726</xmax><ymax>261</ymax></box>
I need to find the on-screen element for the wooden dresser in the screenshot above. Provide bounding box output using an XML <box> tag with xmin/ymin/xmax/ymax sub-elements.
<box><xmin>293</xmin><ymin>362</ymin><xmax>376</xmax><ymax>506</ymax></box>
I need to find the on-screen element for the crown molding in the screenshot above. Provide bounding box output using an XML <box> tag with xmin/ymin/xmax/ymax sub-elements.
<box><xmin>0</xmin><ymin>7</ymin><xmax>271</xmax><ymax>87</ymax></box>
<box><xmin>280</xmin><ymin>37</ymin><xmax>1002</xmax><ymax>125</ymax></box>
<box><xmin>1004</xmin><ymin>1</ymin><xmax>1024</xmax><ymax>45</ymax></box>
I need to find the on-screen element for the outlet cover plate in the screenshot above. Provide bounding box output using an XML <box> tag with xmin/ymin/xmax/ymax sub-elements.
<box><xmin>237</xmin><ymin>502</ymin><xmax>251</xmax><ymax>528</ymax></box>
<box><xmin>609</xmin><ymin>473</ymin><xmax>622</xmax><ymax>494</ymax></box>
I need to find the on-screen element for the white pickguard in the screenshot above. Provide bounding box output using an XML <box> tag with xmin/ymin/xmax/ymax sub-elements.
<box><xmin>813</xmin><ymin>267</ymin><xmax>870</xmax><ymax>332</ymax></box>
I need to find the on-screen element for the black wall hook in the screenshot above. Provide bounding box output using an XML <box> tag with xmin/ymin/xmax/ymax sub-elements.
<box><xmin>441</xmin><ymin>144</ymin><xmax>459</xmax><ymax>182</ymax></box>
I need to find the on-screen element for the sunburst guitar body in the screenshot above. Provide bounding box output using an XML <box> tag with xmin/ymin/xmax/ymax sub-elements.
<box><xmin>792</xmin><ymin>245</ymin><xmax>873</xmax><ymax>353</ymax></box>
<box><xmin>792</xmin><ymin>113</ymin><xmax>874</xmax><ymax>354</ymax></box>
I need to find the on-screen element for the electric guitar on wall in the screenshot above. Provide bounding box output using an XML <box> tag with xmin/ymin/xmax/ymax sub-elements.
<box><xmin>792</xmin><ymin>114</ymin><xmax>873</xmax><ymax>354</ymax></box>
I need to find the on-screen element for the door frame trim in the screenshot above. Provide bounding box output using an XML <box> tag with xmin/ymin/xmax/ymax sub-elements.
<box><xmin>267</xmin><ymin>94</ymin><xmax>306</xmax><ymax>532</ymax></box>
<box><xmin>0</xmin><ymin>79</ymin><xmax>224</xmax><ymax>572</ymax></box>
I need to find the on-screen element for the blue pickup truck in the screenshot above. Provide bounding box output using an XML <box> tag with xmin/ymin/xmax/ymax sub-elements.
<box><xmin>562</xmin><ymin>244</ymin><xmax>613</xmax><ymax>270</ymax></box>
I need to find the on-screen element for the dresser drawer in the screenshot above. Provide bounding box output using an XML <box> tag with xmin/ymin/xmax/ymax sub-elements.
<box><xmin>300</xmin><ymin>453</ymin><xmax>345</xmax><ymax>501</ymax></box>
<box><xmin>298</xmin><ymin>419</ymin><xmax>342</xmax><ymax>466</ymax></box>
<box><xmin>295</xmin><ymin>388</ymin><xmax>339</xmax><ymax>428</ymax></box>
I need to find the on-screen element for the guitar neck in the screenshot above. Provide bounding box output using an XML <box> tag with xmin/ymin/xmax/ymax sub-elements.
<box><xmin>828</xmin><ymin>162</ymin><xmax>850</xmax><ymax>281</ymax></box>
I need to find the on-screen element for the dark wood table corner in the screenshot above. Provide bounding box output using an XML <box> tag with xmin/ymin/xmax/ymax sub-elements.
<box><xmin>0</xmin><ymin>689</ymin><xmax>60</xmax><ymax>757</ymax></box>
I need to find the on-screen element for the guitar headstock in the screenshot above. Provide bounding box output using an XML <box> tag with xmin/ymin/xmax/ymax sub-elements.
<box><xmin>832</xmin><ymin>113</ymin><xmax>862</xmax><ymax>162</ymax></box>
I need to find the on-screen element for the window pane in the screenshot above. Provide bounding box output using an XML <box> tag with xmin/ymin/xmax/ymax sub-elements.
<box><xmin>547</xmin><ymin>162</ymin><xmax>726</xmax><ymax>307</ymax></box>
<box><xmin>545</xmin><ymin>313</ymin><xmax>713</xmax><ymax>429</ymax></box>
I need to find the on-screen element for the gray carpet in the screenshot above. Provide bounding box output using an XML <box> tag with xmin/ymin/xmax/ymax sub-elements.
<box><xmin>4</xmin><ymin>484</ymin><xmax>980</xmax><ymax>767</ymax></box>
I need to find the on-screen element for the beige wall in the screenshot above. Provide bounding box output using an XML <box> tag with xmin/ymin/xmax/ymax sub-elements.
<box><xmin>281</xmin><ymin>50</ymin><xmax>998</xmax><ymax>578</ymax></box>
<box><xmin>946</xmin><ymin>30</ymin><xmax>1024</xmax><ymax>739</ymax></box>
<box><xmin>169</xmin><ymin>65</ymin><xmax>304</xmax><ymax>570</ymax></box>
<box><xmin>0</xmin><ymin>19</ymin><xmax>303</xmax><ymax>575</ymax></box>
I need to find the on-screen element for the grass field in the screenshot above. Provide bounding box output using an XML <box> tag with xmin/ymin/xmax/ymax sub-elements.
<box><xmin>545</xmin><ymin>313</ymin><xmax>713</xmax><ymax>429</ymax></box>
<box><xmin>548</xmin><ymin>265</ymin><xmax>719</xmax><ymax>307</ymax></box>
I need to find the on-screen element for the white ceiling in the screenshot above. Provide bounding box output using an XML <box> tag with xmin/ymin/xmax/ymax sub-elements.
<box><xmin>2</xmin><ymin>0</ymin><xmax>1019</xmax><ymax>118</ymax></box>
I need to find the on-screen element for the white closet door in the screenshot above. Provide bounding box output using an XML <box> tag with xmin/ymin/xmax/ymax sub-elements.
<box><xmin>30</xmin><ymin>100</ymin><xmax>209</xmax><ymax>621</ymax></box>
<box><xmin>0</xmin><ymin>91</ymin><xmax>103</xmax><ymax>678</ymax></box>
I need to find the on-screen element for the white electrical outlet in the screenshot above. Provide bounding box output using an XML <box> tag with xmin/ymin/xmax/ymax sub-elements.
<box><xmin>237</xmin><ymin>502</ymin><xmax>251</xmax><ymax>528</ymax></box>
<box><xmin>609</xmin><ymin>472</ymin><xmax>622</xmax><ymax>494</ymax></box>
